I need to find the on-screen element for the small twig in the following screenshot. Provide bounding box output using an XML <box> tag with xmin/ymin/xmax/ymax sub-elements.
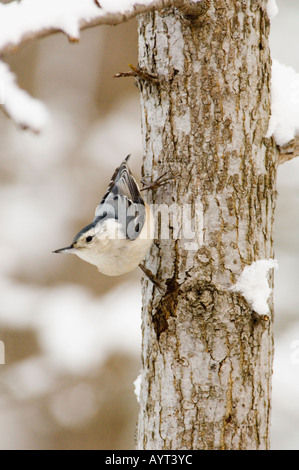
<box><xmin>114</xmin><ymin>71</ymin><xmax>135</xmax><ymax>78</ymax></box>
<box><xmin>68</xmin><ymin>37</ymin><xmax>80</xmax><ymax>43</ymax></box>
<box><xmin>114</xmin><ymin>64</ymin><xmax>159</xmax><ymax>84</ymax></box>
<box><xmin>278</xmin><ymin>137</ymin><xmax>299</xmax><ymax>165</ymax></box>
<box><xmin>129</xmin><ymin>64</ymin><xmax>159</xmax><ymax>83</ymax></box>
<box><xmin>252</xmin><ymin>311</ymin><xmax>270</xmax><ymax>326</ymax></box>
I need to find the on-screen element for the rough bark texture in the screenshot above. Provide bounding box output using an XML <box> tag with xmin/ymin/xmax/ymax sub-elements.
<box><xmin>137</xmin><ymin>0</ymin><xmax>278</xmax><ymax>450</ymax></box>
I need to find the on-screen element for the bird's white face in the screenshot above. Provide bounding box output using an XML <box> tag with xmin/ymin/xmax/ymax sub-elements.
<box><xmin>56</xmin><ymin>227</ymin><xmax>110</xmax><ymax>271</ymax></box>
<box><xmin>71</xmin><ymin>231</ymin><xmax>102</xmax><ymax>267</ymax></box>
<box><xmin>53</xmin><ymin>219</ymin><xmax>126</xmax><ymax>266</ymax></box>
<box><xmin>53</xmin><ymin>225</ymin><xmax>98</xmax><ymax>261</ymax></box>
<box><xmin>73</xmin><ymin>228</ymin><xmax>97</xmax><ymax>251</ymax></box>
<box><xmin>69</xmin><ymin>228</ymin><xmax>97</xmax><ymax>264</ymax></box>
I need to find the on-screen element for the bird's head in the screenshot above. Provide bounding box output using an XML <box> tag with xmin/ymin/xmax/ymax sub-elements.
<box><xmin>53</xmin><ymin>223</ymin><xmax>98</xmax><ymax>261</ymax></box>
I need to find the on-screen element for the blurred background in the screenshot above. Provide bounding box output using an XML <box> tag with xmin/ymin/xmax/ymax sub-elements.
<box><xmin>0</xmin><ymin>0</ymin><xmax>298</xmax><ymax>450</ymax></box>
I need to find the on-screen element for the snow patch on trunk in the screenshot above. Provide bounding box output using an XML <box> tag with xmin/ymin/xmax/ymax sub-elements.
<box><xmin>232</xmin><ymin>259</ymin><xmax>278</xmax><ymax>316</ymax></box>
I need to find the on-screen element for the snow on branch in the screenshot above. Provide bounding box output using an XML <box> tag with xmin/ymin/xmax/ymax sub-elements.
<box><xmin>0</xmin><ymin>0</ymin><xmax>178</xmax><ymax>131</ymax></box>
<box><xmin>266</xmin><ymin>0</ymin><xmax>278</xmax><ymax>20</ymax></box>
<box><xmin>0</xmin><ymin>0</ymin><xmax>204</xmax><ymax>131</ymax></box>
<box><xmin>267</xmin><ymin>60</ymin><xmax>299</xmax><ymax>149</ymax></box>
<box><xmin>0</xmin><ymin>61</ymin><xmax>48</xmax><ymax>132</ymax></box>
<box><xmin>231</xmin><ymin>259</ymin><xmax>278</xmax><ymax>317</ymax></box>
<box><xmin>0</xmin><ymin>0</ymin><xmax>176</xmax><ymax>56</ymax></box>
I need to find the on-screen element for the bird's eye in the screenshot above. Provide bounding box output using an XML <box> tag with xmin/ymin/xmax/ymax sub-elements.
<box><xmin>86</xmin><ymin>236</ymin><xmax>93</xmax><ymax>243</ymax></box>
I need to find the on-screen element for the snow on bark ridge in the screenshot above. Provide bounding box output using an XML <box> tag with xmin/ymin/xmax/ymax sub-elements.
<box><xmin>231</xmin><ymin>259</ymin><xmax>278</xmax><ymax>316</ymax></box>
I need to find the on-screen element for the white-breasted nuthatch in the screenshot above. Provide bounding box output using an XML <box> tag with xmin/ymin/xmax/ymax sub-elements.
<box><xmin>53</xmin><ymin>155</ymin><xmax>154</xmax><ymax>276</ymax></box>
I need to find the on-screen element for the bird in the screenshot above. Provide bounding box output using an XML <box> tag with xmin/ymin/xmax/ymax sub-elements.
<box><xmin>53</xmin><ymin>155</ymin><xmax>154</xmax><ymax>276</ymax></box>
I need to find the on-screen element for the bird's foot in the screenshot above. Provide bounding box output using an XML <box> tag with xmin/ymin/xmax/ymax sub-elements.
<box><xmin>141</xmin><ymin>171</ymin><xmax>178</xmax><ymax>192</ymax></box>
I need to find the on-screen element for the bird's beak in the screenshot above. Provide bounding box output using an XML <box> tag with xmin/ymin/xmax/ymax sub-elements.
<box><xmin>52</xmin><ymin>244</ymin><xmax>75</xmax><ymax>254</ymax></box>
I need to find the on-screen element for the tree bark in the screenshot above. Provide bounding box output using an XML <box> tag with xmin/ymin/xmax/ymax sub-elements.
<box><xmin>137</xmin><ymin>0</ymin><xmax>278</xmax><ymax>450</ymax></box>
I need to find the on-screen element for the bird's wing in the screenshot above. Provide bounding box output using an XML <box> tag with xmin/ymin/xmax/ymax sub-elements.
<box><xmin>99</xmin><ymin>155</ymin><xmax>144</xmax><ymax>207</ymax></box>
<box><xmin>94</xmin><ymin>155</ymin><xmax>146</xmax><ymax>240</ymax></box>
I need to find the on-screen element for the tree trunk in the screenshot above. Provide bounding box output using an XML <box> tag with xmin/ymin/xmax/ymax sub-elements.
<box><xmin>137</xmin><ymin>0</ymin><xmax>277</xmax><ymax>450</ymax></box>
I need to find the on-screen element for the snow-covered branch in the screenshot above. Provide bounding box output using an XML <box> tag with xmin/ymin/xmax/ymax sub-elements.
<box><xmin>267</xmin><ymin>60</ymin><xmax>299</xmax><ymax>149</ymax></box>
<box><xmin>0</xmin><ymin>0</ymin><xmax>176</xmax><ymax>57</ymax></box>
<box><xmin>0</xmin><ymin>61</ymin><xmax>48</xmax><ymax>132</ymax></box>
<box><xmin>0</xmin><ymin>0</ymin><xmax>180</xmax><ymax>131</ymax></box>
<box><xmin>265</xmin><ymin>59</ymin><xmax>299</xmax><ymax>164</ymax></box>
